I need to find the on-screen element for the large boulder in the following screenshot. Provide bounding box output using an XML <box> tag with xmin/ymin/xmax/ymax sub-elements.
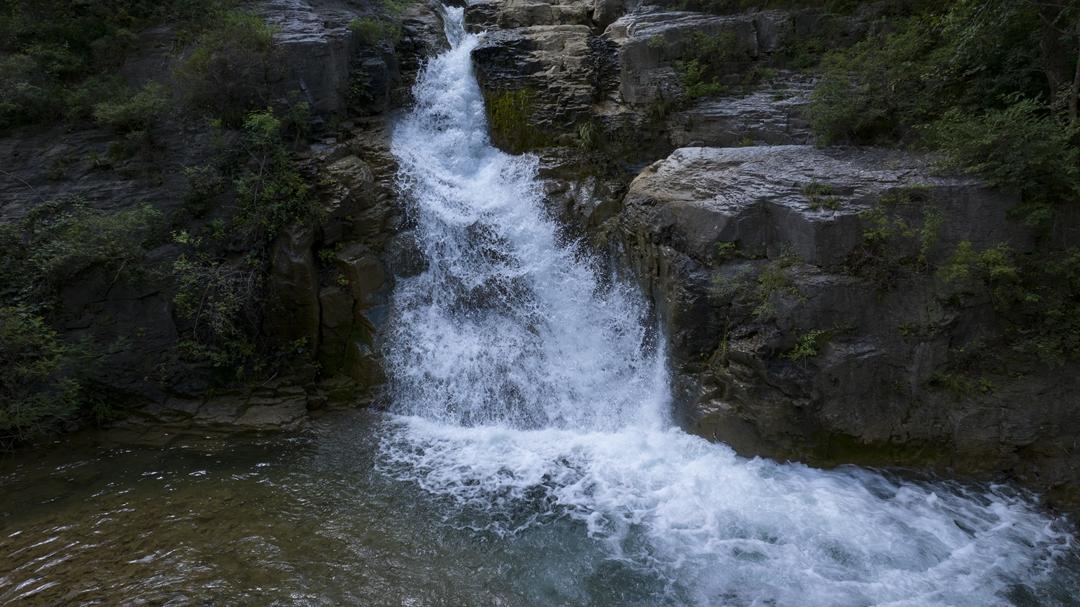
<box><xmin>617</xmin><ymin>146</ymin><xmax>1027</xmax><ymax>269</ymax></box>
<box><xmin>472</xmin><ymin>25</ymin><xmax>613</xmax><ymax>151</ymax></box>
<box><xmin>605</xmin><ymin>10</ymin><xmax>761</xmax><ymax>104</ymax></box>
<box><xmin>601</xmin><ymin>144</ymin><xmax>1080</xmax><ymax>505</ymax></box>
<box><xmin>666</xmin><ymin>73</ymin><xmax>814</xmax><ymax>147</ymax></box>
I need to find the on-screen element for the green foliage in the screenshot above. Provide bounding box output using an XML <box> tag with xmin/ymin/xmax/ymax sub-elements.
<box><xmin>485</xmin><ymin>88</ymin><xmax>550</xmax><ymax>152</ymax></box>
<box><xmin>233</xmin><ymin>109</ymin><xmax>315</xmax><ymax>242</ymax></box>
<box><xmin>879</xmin><ymin>185</ymin><xmax>932</xmax><ymax>207</ymax></box>
<box><xmin>576</xmin><ymin>120</ymin><xmax>601</xmax><ymax>152</ymax></box>
<box><xmin>809</xmin><ymin>16</ymin><xmax>940</xmax><ymax>145</ymax></box>
<box><xmin>659</xmin><ymin>0</ymin><xmax>856</xmax><ymax>15</ymax></box>
<box><xmin>929</xmin><ymin>371</ymin><xmax>995</xmax><ymax>400</ymax></box>
<box><xmin>0</xmin><ymin>0</ymin><xmax>235</xmax><ymax>130</ymax></box>
<box><xmin>715</xmin><ymin>241</ymin><xmax>738</xmax><ymax>262</ymax></box>
<box><xmin>172</xmin><ymin>244</ymin><xmax>262</xmax><ymax>376</ymax></box>
<box><xmin>0</xmin><ymin>199</ymin><xmax>161</xmax><ymax>307</ymax></box>
<box><xmin>785</xmin><ymin>328</ymin><xmax>831</xmax><ymax>361</ymax></box>
<box><xmin>167</xmin><ymin>108</ymin><xmax>314</xmax><ymax>376</ymax></box>
<box><xmin>0</xmin><ymin>306</ymin><xmax>82</xmax><ymax>447</ymax></box>
<box><xmin>938</xmin><ymin>241</ymin><xmax>1017</xmax><ymax>289</ymax></box>
<box><xmin>349</xmin><ymin>17</ymin><xmax>402</xmax><ymax>47</ymax></box>
<box><xmin>182</xmin><ymin>164</ymin><xmax>228</xmax><ymax>217</ymax></box>
<box><xmin>0</xmin><ymin>53</ymin><xmax>53</xmax><ymax>128</ymax></box>
<box><xmin>675</xmin><ymin>31</ymin><xmax>742</xmax><ymax>100</ymax></box>
<box><xmin>940</xmin><ymin>242</ymin><xmax>1080</xmax><ymax>364</ymax></box>
<box><xmin>753</xmin><ymin>255</ymin><xmax>802</xmax><ymax>318</ymax></box>
<box><xmin>807</xmin><ymin>0</ymin><xmax>1080</xmax><ymax>211</ymax></box>
<box><xmin>92</xmin><ymin>82</ymin><xmax>168</xmax><ymax>133</ymax></box>
<box><xmin>802</xmin><ymin>181</ymin><xmax>840</xmax><ymax>211</ymax></box>
<box><xmin>174</xmin><ymin>11</ymin><xmax>277</xmax><ymax>125</ymax></box>
<box><xmin>809</xmin><ymin>0</ymin><xmax>1056</xmax><ymax>145</ymax></box>
<box><xmin>922</xmin><ymin>98</ymin><xmax>1080</xmax><ymax>209</ymax></box>
<box><xmin>0</xmin><ymin>198</ymin><xmax>159</xmax><ymax>445</ymax></box>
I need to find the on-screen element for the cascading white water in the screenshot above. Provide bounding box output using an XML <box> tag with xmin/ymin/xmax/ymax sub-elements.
<box><xmin>381</xmin><ymin>7</ymin><xmax>1078</xmax><ymax>606</ymax></box>
<box><xmin>386</xmin><ymin>8</ymin><xmax>668</xmax><ymax>432</ymax></box>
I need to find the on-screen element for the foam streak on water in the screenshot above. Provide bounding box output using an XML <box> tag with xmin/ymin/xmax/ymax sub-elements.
<box><xmin>382</xmin><ymin>7</ymin><xmax>1077</xmax><ymax>606</ymax></box>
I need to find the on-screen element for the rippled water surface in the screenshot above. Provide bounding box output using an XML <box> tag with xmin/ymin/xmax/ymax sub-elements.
<box><xmin>2</xmin><ymin>412</ymin><xmax>1079</xmax><ymax>606</ymax></box>
<box><xmin>0</xmin><ymin>411</ymin><xmax>621</xmax><ymax>605</ymax></box>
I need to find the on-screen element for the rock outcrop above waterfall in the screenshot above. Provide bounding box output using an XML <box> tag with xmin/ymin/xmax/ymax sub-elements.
<box><xmin>464</xmin><ymin>0</ymin><xmax>875</xmax><ymax>154</ymax></box>
<box><xmin>599</xmin><ymin>145</ymin><xmax>1080</xmax><ymax>506</ymax></box>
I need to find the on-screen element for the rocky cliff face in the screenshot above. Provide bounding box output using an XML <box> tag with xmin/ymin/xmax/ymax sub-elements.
<box><xmin>465</xmin><ymin>0</ymin><xmax>1080</xmax><ymax>508</ymax></box>
<box><xmin>0</xmin><ymin>0</ymin><xmax>446</xmax><ymax>431</ymax></box>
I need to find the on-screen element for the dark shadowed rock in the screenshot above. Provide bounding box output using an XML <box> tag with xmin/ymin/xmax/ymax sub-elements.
<box><xmin>266</xmin><ymin>223</ymin><xmax>321</xmax><ymax>349</ymax></box>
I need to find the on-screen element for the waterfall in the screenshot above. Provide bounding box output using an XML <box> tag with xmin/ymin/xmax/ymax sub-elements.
<box><xmin>379</xmin><ymin>7</ymin><xmax>1077</xmax><ymax>606</ymax></box>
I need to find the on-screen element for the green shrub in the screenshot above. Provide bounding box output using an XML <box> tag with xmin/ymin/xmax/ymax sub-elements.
<box><xmin>172</xmin><ymin>248</ymin><xmax>261</xmax><ymax>375</ymax></box>
<box><xmin>349</xmin><ymin>17</ymin><xmax>402</xmax><ymax>47</ymax></box>
<box><xmin>786</xmin><ymin>328</ymin><xmax>831</xmax><ymax>361</ymax></box>
<box><xmin>63</xmin><ymin>74</ymin><xmax>128</xmax><ymax>122</ymax></box>
<box><xmin>808</xmin><ymin>0</ymin><xmax>1053</xmax><ymax>146</ymax></box>
<box><xmin>0</xmin><ymin>0</ymin><xmax>236</xmax><ymax>130</ymax></box>
<box><xmin>92</xmin><ymin>82</ymin><xmax>168</xmax><ymax>133</ymax></box>
<box><xmin>0</xmin><ymin>53</ymin><xmax>56</xmax><ymax>128</ymax></box>
<box><xmin>484</xmin><ymin>88</ymin><xmax>550</xmax><ymax>152</ymax></box>
<box><xmin>753</xmin><ymin>255</ymin><xmax>802</xmax><ymax>318</ymax></box>
<box><xmin>233</xmin><ymin>109</ymin><xmax>315</xmax><ymax>242</ymax></box>
<box><xmin>802</xmin><ymin>181</ymin><xmax>839</xmax><ymax>211</ymax></box>
<box><xmin>940</xmin><ymin>242</ymin><xmax>1080</xmax><ymax>364</ymax></box>
<box><xmin>658</xmin><ymin>0</ymin><xmax>857</xmax><ymax>15</ymax></box>
<box><xmin>922</xmin><ymin>98</ymin><xmax>1080</xmax><ymax>209</ymax></box>
<box><xmin>0</xmin><ymin>306</ymin><xmax>82</xmax><ymax>447</ymax></box>
<box><xmin>0</xmin><ymin>199</ymin><xmax>162</xmax><ymax>305</ymax></box>
<box><xmin>674</xmin><ymin>31</ymin><xmax>742</xmax><ymax>100</ymax></box>
<box><xmin>175</xmin><ymin>11</ymin><xmax>278</xmax><ymax>124</ymax></box>
<box><xmin>808</xmin><ymin>17</ymin><xmax>939</xmax><ymax>145</ymax></box>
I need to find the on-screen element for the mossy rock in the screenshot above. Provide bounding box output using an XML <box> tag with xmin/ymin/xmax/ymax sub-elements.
<box><xmin>483</xmin><ymin>88</ymin><xmax>553</xmax><ymax>153</ymax></box>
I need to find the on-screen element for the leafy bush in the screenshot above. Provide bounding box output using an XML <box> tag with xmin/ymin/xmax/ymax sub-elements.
<box><xmin>922</xmin><ymin>98</ymin><xmax>1080</xmax><ymax>209</ymax></box>
<box><xmin>0</xmin><ymin>199</ymin><xmax>162</xmax><ymax>306</ymax></box>
<box><xmin>658</xmin><ymin>0</ymin><xmax>857</xmax><ymax>15</ymax></box>
<box><xmin>940</xmin><ymin>242</ymin><xmax>1080</xmax><ymax>364</ymax></box>
<box><xmin>675</xmin><ymin>31</ymin><xmax>742</xmax><ymax>100</ymax></box>
<box><xmin>0</xmin><ymin>306</ymin><xmax>82</xmax><ymax>447</ymax></box>
<box><xmin>172</xmin><ymin>245</ymin><xmax>262</xmax><ymax>375</ymax></box>
<box><xmin>0</xmin><ymin>53</ymin><xmax>57</xmax><ymax>128</ymax></box>
<box><xmin>484</xmin><ymin>88</ymin><xmax>551</xmax><ymax>152</ymax></box>
<box><xmin>174</xmin><ymin>11</ymin><xmax>278</xmax><ymax>125</ymax></box>
<box><xmin>92</xmin><ymin>82</ymin><xmax>168</xmax><ymax>133</ymax></box>
<box><xmin>233</xmin><ymin>109</ymin><xmax>315</xmax><ymax>242</ymax></box>
<box><xmin>802</xmin><ymin>181</ymin><xmax>839</xmax><ymax>211</ymax></box>
<box><xmin>808</xmin><ymin>0</ymin><xmax>1057</xmax><ymax>146</ymax></box>
<box><xmin>349</xmin><ymin>17</ymin><xmax>402</xmax><ymax>47</ymax></box>
<box><xmin>808</xmin><ymin>17</ymin><xmax>939</xmax><ymax>145</ymax></box>
<box><xmin>0</xmin><ymin>0</ymin><xmax>236</xmax><ymax>130</ymax></box>
<box><xmin>786</xmin><ymin>328</ymin><xmax>831</xmax><ymax>361</ymax></box>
